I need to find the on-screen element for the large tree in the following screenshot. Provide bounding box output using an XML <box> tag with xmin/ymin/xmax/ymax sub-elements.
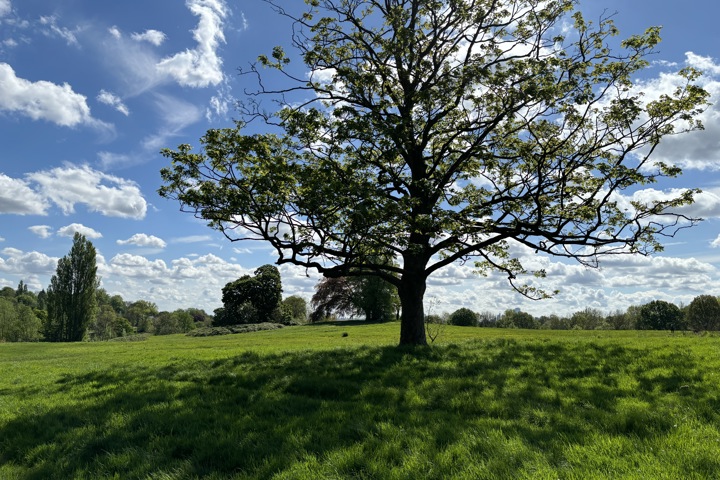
<box><xmin>219</xmin><ymin>265</ymin><xmax>283</xmax><ymax>324</ymax></box>
<box><xmin>311</xmin><ymin>275</ymin><xmax>398</xmax><ymax>322</ymax></box>
<box><xmin>160</xmin><ymin>0</ymin><xmax>708</xmax><ymax>345</ymax></box>
<box><xmin>637</xmin><ymin>300</ymin><xmax>683</xmax><ymax>331</ymax></box>
<box><xmin>686</xmin><ymin>295</ymin><xmax>720</xmax><ymax>332</ymax></box>
<box><xmin>45</xmin><ymin>233</ymin><xmax>99</xmax><ymax>342</ymax></box>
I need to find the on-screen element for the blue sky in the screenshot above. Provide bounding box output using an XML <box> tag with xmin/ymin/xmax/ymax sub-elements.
<box><xmin>1</xmin><ymin>0</ymin><xmax>720</xmax><ymax>316</ymax></box>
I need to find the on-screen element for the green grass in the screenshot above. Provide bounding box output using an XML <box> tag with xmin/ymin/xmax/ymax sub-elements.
<box><xmin>2</xmin><ymin>325</ymin><xmax>720</xmax><ymax>479</ymax></box>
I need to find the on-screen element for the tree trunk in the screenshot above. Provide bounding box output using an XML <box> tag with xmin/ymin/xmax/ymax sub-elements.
<box><xmin>398</xmin><ymin>271</ymin><xmax>428</xmax><ymax>346</ymax></box>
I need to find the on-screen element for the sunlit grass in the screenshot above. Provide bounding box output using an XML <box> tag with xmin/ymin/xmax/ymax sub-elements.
<box><xmin>1</xmin><ymin>325</ymin><xmax>720</xmax><ymax>478</ymax></box>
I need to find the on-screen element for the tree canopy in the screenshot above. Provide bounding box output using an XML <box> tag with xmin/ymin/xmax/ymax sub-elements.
<box><xmin>686</xmin><ymin>295</ymin><xmax>720</xmax><ymax>332</ymax></box>
<box><xmin>637</xmin><ymin>300</ymin><xmax>683</xmax><ymax>331</ymax></box>
<box><xmin>160</xmin><ymin>0</ymin><xmax>708</xmax><ymax>345</ymax></box>
<box><xmin>218</xmin><ymin>265</ymin><xmax>283</xmax><ymax>325</ymax></box>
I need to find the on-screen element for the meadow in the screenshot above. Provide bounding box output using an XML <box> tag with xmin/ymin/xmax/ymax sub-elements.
<box><xmin>1</xmin><ymin>324</ymin><xmax>720</xmax><ymax>479</ymax></box>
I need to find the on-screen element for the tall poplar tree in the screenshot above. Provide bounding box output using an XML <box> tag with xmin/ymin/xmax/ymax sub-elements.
<box><xmin>45</xmin><ymin>233</ymin><xmax>99</xmax><ymax>342</ymax></box>
<box><xmin>160</xmin><ymin>0</ymin><xmax>708</xmax><ymax>345</ymax></box>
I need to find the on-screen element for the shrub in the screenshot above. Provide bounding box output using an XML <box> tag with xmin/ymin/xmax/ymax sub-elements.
<box><xmin>187</xmin><ymin>323</ymin><xmax>285</xmax><ymax>337</ymax></box>
<box><xmin>449</xmin><ymin>308</ymin><xmax>477</xmax><ymax>327</ymax></box>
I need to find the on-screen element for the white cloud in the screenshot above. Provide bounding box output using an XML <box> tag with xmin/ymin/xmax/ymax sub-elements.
<box><xmin>97</xmin><ymin>89</ymin><xmax>129</xmax><ymax>116</ymax></box>
<box><xmin>38</xmin><ymin>15</ymin><xmax>80</xmax><ymax>47</ymax></box>
<box><xmin>98</xmin><ymin>254</ymin><xmax>249</xmax><ymax>312</ymax></box>
<box><xmin>57</xmin><ymin>223</ymin><xmax>103</xmax><ymax>239</ymax></box>
<box><xmin>102</xmin><ymin>253</ymin><xmax>250</xmax><ymax>311</ymax></box>
<box><xmin>206</xmin><ymin>80</ymin><xmax>232</xmax><ymax>121</ymax></box>
<box><xmin>141</xmin><ymin>93</ymin><xmax>202</xmax><ymax>151</ymax></box>
<box><xmin>102</xmin><ymin>28</ymin><xmax>163</xmax><ymax>96</ymax></box>
<box><xmin>156</xmin><ymin>0</ymin><xmax>228</xmax><ymax>87</ymax></box>
<box><xmin>28</xmin><ymin>225</ymin><xmax>52</xmax><ymax>239</ymax></box>
<box><xmin>0</xmin><ymin>63</ymin><xmax>104</xmax><ymax>128</ymax></box>
<box><xmin>99</xmin><ymin>94</ymin><xmax>202</xmax><ymax>169</ymax></box>
<box><xmin>171</xmin><ymin>235</ymin><xmax>213</xmax><ymax>244</ymax></box>
<box><xmin>110</xmin><ymin>253</ymin><xmax>169</xmax><ymax>279</ymax></box>
<box><xmin>97</xmin><ymin>152</ymin><xmax>136</xmax><ymax>169</ymax></box>
<box><xmin>131</xmin><ymin>29</ymin><xmax>166</xmax><ymax>46</ymax></box>
<box><xmin>0</xmin><ymin>247</ymin><xmax>57</xmax><ymax>275</ymax></box>
<box><xmin>0</xmin><ymin>174</ymin><xmax>48</xmax><ymax>215</ymax></box>
<box><xmin>101</xmin><ymin>1</ymin><xmax>227</xmax><ymax>93</ymax></box>
<box><xmin>686</xmin><ymin>52</ymin><xmax>720</xmax><ymax>76</ymax></box>
<box><xmin>632</xmin><ymin>52</ymin><xmax>720</xmax><ymax>171</ymax></box>
<box><xmin>613</xmin><ymin>187</ymin><xmax>720</xmax><ymax>222</ymax></box>
<box><xmin>27</xmin><ymin>165</ymin><xmax>147</xmax><ymax>219</ymax></box>
<box><xmin>0</xmin><ymin>0</ymin><xmax>10</xmax><ymax>17</ymax></box>
<box><xmin>117</xmin><ymin>233</ymin><xmax>167</xmax><ymax>248</ymax></box>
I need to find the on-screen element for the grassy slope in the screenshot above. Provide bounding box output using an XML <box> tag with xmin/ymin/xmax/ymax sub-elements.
<box><xmin>1</xmin><ymin>325</ymin><xmax>720</xmax><ymax>479</ymax></box>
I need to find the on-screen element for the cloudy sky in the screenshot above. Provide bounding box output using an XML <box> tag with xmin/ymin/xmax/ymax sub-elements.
<box><xmin>1</xmin><ymin>0</ymin><xmax>720</xmax><ymax>317</ymax></box>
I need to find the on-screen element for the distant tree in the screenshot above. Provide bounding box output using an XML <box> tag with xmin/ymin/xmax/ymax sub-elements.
<box><xmin>498</xmin><ymin>309</ymin><xmax>537</xmax><ymax>329</ymax></box>
<box><xmin>221</xmin><ymin>265</ymin><xmax>283</xmax><ymax>324</ymax></box>
<box><xmin>109</xmin><ymin>295</ymin><xmax>127</xmax><ymax>317</ymax></box>
<box><xmin>310</xmin><ymin>277</ymin><xmax>356</xmax><ymax>322</ymax></box>
<box><xmin>172</xmin><ymin>309</ymin><xmax>195</xmax><ymax>332</ymax></box>
<box><xmin>90</xmin><ymin>305</ymin><xmax>134</xmax><ymax>341</ymax></box>
<box><xmin>96</xmin><ymin>288</ymin><xmax>111</xmax><ymax>308</ymax></box>
<box><xmin>153</xmin><ymin>312</ymin><xmax>179</xmax><ymax>335</ymax></box>
<box><xmin>477</xmin><ymin>311</ymin><xmax>500</xmax><ymax>328</ymax></box>
<box><xmin>425</xmin><ymin>314</ymin><xmax>444</xmax><ymax>325</ymax></box>
<box><xmin>352</xmin><ymin>275</ymin><xmax>399</xmax><ymax>323</ymax></box>
<box><xmin>282</xmin><ymin>295</ymin><xmax>308</xmax><ymax>323</ymax></box>
<box><xmin>605</xmin><ymin>309</ymin><xmax>635</xmax><ymax>330</ymax></box>
<box><xmin>686</xmin><ymin>295</ymin><xmax>720</xmax><ymax>332</ymax></box>
<box><xmin>448</xmin><ymin>308</ymin><xmax>477</xmax><ymax>327</ymax></box>
<box><xmin>151</xmin><ymin>310</ymin><xmax>195</xmax><ymax>335</ymax></box>
<box><xmin>234</xmin><ymin>303</ymin><xmax>260</xmax><ymax>325</ymax></box>
<box><xmin>310</xmin><ymin>274</ymin><xmax>398</xmax><ymax>323</ymax></box>
<box><xmin>125</xmin><ymin>300</ymin><xmax>158</xmax><ymax>333</ymax></box>
<box><xmin>637</xmin><ymin>300</ymin><xmax>683</xmax><ymax>331</ymax></box>
<box><xmin>624</xmin><ymin>305</ymin><xmax>642</xmax><ymax>330</ymax></box>
<box><xmin>0</xmin><ymin>298</ymin><xmax>17</xmax><ymax>341</ymax></box>
<box><xmin>15</xmin><ymin>280</ymin><xmax>28</xmax><ymax>296</ymax></box>
<box><xmin>569</xmin><ymin>308</ymin><xmax>606</xmax><ymax>330</ymax></box>
<box><xmin>0</xmin><ymin>287</ymin><xmax>15</xmax><ymax>300</ymax></box>
<box><xmin>0</xmin><ymin>299</ymin><xmax>42</xmax><ymax>342</ymax></box>
<box><xmin>213</xmin><ymin>307</ymin><xmax>231</xmax><ymax>327</ymax></box>
<box><xmin>15</xmin><ymin>303</ymin><xmax>42</xmax><ymax>342</ymax></box>
<box><xmin>91</xmin><ymin>305</ymin><xmax>119</xmax><ymax>341</ymax></box>
<box><xmin>15</xmin><ymin>291</ymin><xmax>37</xmax><ymax>309</ymax></box>
<box><xmin>537</xmin><ymin>314</ymin><xmax>568</xmax><ymax>330</ymax></box>
<box><xmin>45</xmin><ymin>233</ymin><xmax>99</xmax><ymax>342</ymax></box>
<box><xmin>185</xmin><ymin>308</ymin><xmax>212</xmax><ymax>326</ymax></box>
<box><xmin>36</xmin><ymin>289</ymin><xmax>47</xmax><ymax>311</ymax></box>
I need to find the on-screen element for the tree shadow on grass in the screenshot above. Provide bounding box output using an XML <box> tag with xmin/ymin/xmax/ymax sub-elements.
<box><xmin>1</xmin><ymin>339</ymin><xmax>719</xmax><ymax>479</ymax></box>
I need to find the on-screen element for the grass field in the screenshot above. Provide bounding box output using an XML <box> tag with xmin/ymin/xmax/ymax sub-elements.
<box><xmin>1</xmin><ymin>324</ymin><xmax>720</xmax><ymax>479</ymax></box>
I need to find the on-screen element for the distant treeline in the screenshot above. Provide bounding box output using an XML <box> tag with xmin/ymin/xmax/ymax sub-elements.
<box><xmin>0</xmin><ymin>281</ymin><xmax>213</xmax><ymax>343</ymax></box>
<box><xmin>437</xmin><ymin>296</ymin><xmax>720</xmax><ymax>332</ymax></box>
